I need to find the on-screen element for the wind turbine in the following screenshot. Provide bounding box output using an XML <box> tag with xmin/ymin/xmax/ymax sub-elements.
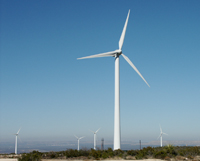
<box><xmin>74</xmin><ymin>135</ymin><xmax>85</xmax><ymax>151</ymax></box>
<box><xmin>14</xmin><ymin>128</ymin><xmax>21</xmax><ymax>154</ymax></box>
<box><xmin>90</xmin><ymin>128</ymin><xmax>100</xmax><ymax>150</ymax></box>
<box><xmin>77</xmin><ymin>10</ymin><xmax>150</xmax><ymax>150</ymax></box>
<box><xmin>158</xmin><ymin>125</ymin><xmax>168</xmax><ymax>147</ymax></box>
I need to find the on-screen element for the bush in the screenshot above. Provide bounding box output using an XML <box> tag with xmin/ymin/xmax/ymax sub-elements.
<box><xmin>102</xmin><ymin>151</ymin><xmax>109</xmax><ymax>159</ymax></box>
<box><xmin>113</xmin><ymin>149</ymin><xmax>124</xmax><ymax>157</ymax></box>
<box><xmin>78</xmin><ymin>149</ymin><xmax>90</xmax><ymax>157</ymax></box>
<box><xmin>135</xmin><ymin>151</ymin><xmax>146</xmax><ymax>159</ymax></box>
<box><xmin>164</xmin><ymin>144</ymin><xmax>177</xmax><ymax>157</ymax></box>
<box><xmin>89</xmin><ymin>149</ymin><xmax>101</xmax><ymax>159</ymax></box>
<box><xmin>154</xmin><ymin>150</ymin><xmax>167</xmax><ymax>159</ymax></box>
<box><xmin>65</xmin><ymin>149</ymin><xmax>79</xmax><ymax>158</ymax></box>
<box><xmin>19</xmin><ymin>151</ymin><xmax>42</xmax><ymax>161</ymax></box>
<box><xmin>106</xmin><ymin>148</ymin><xmax>114</xmax><ymax>157</ymax></box>
<box><xmin>177</xmin><ymin>149</ymin><xmax>186</xmax><ymax>156</ymax></box>
<box><xmin>17</xmin><ymin>145</ymin><xmax>200</xmax><ymax>160</ymax></box>
<box><xmin>140</xmin><ymin>146</ymin><xmax>155</xmax><ymax>157</ymax></box>
<box><xmin>49</xmin><ymin>152</ymin><xmax>56</xmax><ymax>158</ymax></box>
<box><xmin>127</xmin><ymin>150</ymin><xmax>138</xmax><ymax>156</ymax></box>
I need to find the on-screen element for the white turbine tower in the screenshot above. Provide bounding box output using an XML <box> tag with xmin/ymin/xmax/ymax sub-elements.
<box><xmin>74</xmin><ymin>135</ymin><xmax>85</xmax><ymax>151</ymax></box>
<box><xmin>90</xmin><ymin>128</ymin><xmax>100</xmax><ymax>150</ymax></box>
<box><xmin>14</xmin><ymin>128</ymin><xmax>21</xmax><ymax>154</ymax></box>
<box><xmin>158</xmin><ymin>125</ymin><xmax>168</xmax><ymax>147</ymax></box>
<box><xmin>77</xmin><ymin>10</ymin><xmax>150</xmax><ymax>150</ymax></box>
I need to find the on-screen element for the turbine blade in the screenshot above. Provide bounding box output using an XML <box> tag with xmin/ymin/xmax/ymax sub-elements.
<box><xmin>74</xmin><ymin>135</ymin><xmax>78</xmax><ymax>139</ymax></box>
<box><xmin>163</xmin><ymin>132</ymin><xmax>168</xmax><ymax>135</ymax></box>
<box><xmin>89</xmin><ymin>129</ymin><xmax>95</xmax><ymax>133</ymax></box>
<box><xmin>17</xmin><ymin>128</ymin><xmax>21</xmax><ymax>134</ymax></box>
<box><xmin>79</xmin><ymin>136</ymin><xmax>85</xmax><ymax>140</ymax></box>
<box><xmin>95</xmin><ymin>128</ymin><xmax>101</xmax><ymax>133</ymax></box>
<box><xmin>121</xmin><ymin>54</ymin><xmax>150</xmax><ymax>87</ymax></box>
<box><xmin>77</xmin><ymin>51</ymin><xmax>116</xmax><ymax>60</ymax></box>
<box><xmin>119</xmin><ymin>10</ymin><xmax>130</xmax><ymax>50</ymax></box>
<box><xmin>157</xmin><ymin>134</ymin><xmax>161</xmax><ymax>139</ymax></box>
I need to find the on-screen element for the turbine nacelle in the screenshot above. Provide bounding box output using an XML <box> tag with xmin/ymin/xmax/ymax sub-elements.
<box><xmin>114</xmin><ymin>49</ymin><xmax>122</xmax><ymax>57</ymax></box>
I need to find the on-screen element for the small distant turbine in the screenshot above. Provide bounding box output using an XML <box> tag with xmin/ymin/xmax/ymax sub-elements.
<box><xmin>90</xmin><ymin>128</ymin><xmax>100</xmax><ymax>150</ymax></box>
<box><xmin>74</xmin><ymin>135</ymin><xmax>85</xmax><ymax>151</ymax></box>
<box><xmin>14</xmin><ymin>128</ymin><xmax>21</xmax><ymax>154</ymax></box>
<box><xmin>158</xmin><ymin>125</ymin><xmax>168</xmax><ymax>147</ymax></box>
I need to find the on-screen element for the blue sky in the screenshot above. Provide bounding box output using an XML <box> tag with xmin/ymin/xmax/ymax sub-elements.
<box><xmin>0</xmin><ymin>0</ymin><xmax>200</xmax><ymax>146</ymax></box>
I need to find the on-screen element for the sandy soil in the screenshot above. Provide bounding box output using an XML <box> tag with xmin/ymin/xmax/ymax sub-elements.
<box><xmin>41</xmin><ymin>159</ymin><xmax>164</xmax><ymax>161</ymax></box>
<box><xmin>0</xmin><ymin>159</ymin><xmax>18</xmax><ymax>161</ymax></box>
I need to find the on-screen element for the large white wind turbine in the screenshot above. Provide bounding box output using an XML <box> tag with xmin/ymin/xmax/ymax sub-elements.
<box><xmin>90</xmin><ymin>128</ymin><xmax>100</xmax><ymax>150</ymax></box>
<box><xmin>158</xmin><ymin>125</ymin><xmax>168</xmax><ymax>147</ymax></box>
<box><xmin>14</xmin><ymin>128</ymin><xmax>21</xmax><ymax>154</ymax></box>
<box><xmin>77</xmin><ymin>10</ymin><xmax>150</xmax><ymax>150</ymax></box>
<box><xmin>74</xmin><ymin>135</ymin><xmax>85</xmax><ymax>151</ymax></box>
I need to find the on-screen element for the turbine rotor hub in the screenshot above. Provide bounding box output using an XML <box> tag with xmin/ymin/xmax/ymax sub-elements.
<box><xmin>114</xmin><ymin>49</ymin><xmax>122</xmax><ymax>57</ymax></box>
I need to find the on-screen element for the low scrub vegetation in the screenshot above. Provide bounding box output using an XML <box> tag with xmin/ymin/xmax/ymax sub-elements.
<box><xmin>17</xmin><ymin>145</ymin><xmax>200</xmax><ymax>161</ymax></box>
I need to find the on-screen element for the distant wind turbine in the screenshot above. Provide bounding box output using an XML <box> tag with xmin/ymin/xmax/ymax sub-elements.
<box><xmin>74</xmin><ymin>135</ymin><xmax>85</xmax><ymax>151</ymax></box>
<box><xmin>14</xmin><ymin>128</ymin><xmax>21</xmax><ymax>154</ymax></box>
<box><xmin>158</xmin><ymin>125</ymin><xmax>168</xmax><ymax>147</ymax></box>
<box><xmin>90</xmin><ymin>128</ymin><xmax>100</xmax><ymax>150</ymax></box>
<box><xmin>77</xmin><ymin>10</ymin><xmax>150</xmax><ymax>150</ymax></box>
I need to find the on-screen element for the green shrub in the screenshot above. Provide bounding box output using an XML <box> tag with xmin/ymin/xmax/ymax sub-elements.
<box><xmin>65</xmin><ymin>149</ymin><xmax>79</xmax><ymax>158</ymax></box>
<box><xmin>78</xmin><ymin>149</ymin><xmax>90</xmax><ymax>157</ymax></box>
<box><xmin>164</xmin><ymin>144</ymin><xmax>177</xmax><ymax>157</ymax></box>
<box><xmin>135</xmin><ymin>151</ymin><xmax>146</xmax><ymax>159</ymax></box>
<box><xmin>154</xmin><ymin>150</ymin><xmax>167</xmax><ymax>159</ymax></box>
<box><xmin>102</xmin><ymin>151</ymin><xmax>109</xmax><ymax>159</ymax></box>
<box><xmin>106</xmin><ymin>148</ymin><xmax>114</xmax><ymax>157</ymax></box>
<box><xmin>19</xmin><ymin>151</ymin><xmax>42</xmax><ymax>161</ymax></box>
<box><xmin>114</xmin><ymin>149</ymin><xmax>124</xmax><ymax>156</ymax></box>
<box><xmin>127</xmin><ymin>150</ymin><xmax>138</xmax><ymax>156</ymax></box>
<box><xmin>17</xmin><ymin>145</ymin><xmax>200</xmax><ymax>160</ymax></box>
<box><xmin>89</xmin><ymin>149</ymin><xmax>101</xmax><ymax>159</ymax></box>
<box><xmin>178</xmin><ymin>149</ymin><xmax>186</xmax><ymax>156</ymax></box>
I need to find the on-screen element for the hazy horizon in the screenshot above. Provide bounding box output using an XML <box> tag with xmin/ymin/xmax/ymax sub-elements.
<box><xmin>1</xmin><ymin>140</ymin><xmax>200</xmax><ymax>154</ymax></box>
